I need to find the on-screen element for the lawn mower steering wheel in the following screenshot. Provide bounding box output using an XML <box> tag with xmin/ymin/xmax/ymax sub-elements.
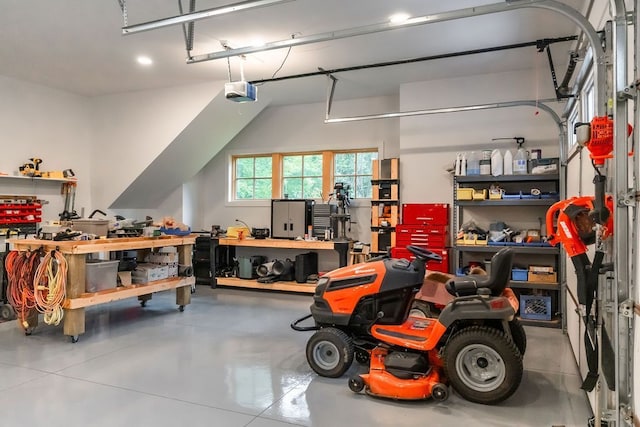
<box><xmin>406</xmin><ymin>245</ymin><xmax>442</xmax><ymax>262</ymax></box>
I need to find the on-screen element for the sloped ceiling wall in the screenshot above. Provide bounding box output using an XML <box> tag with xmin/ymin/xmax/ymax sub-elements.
<box><xmin>89</xmin><ymin>81</ymin><xmax>269</xmax><ymax>211</ymax></box>
<box><xmin>110</xmin><ymin>92</ymin><xmax>269</xmax><ymax>208</ymax></box>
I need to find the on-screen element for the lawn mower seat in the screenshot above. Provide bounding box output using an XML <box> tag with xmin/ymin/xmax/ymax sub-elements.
<box><xmin>445</xmin><ymin>248</ymin><xmax>514</xmax><ymax>297</ymax></box>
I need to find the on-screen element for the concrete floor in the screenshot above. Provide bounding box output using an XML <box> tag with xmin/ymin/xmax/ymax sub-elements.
<box><xmin>0</xmin><ymin>287</ymin><xmax>591</xmax><ymax>427</ymax></box>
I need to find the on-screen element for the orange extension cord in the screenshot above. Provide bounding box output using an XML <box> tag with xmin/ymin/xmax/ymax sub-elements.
<box><xmin>5</xmin><ymin>251</ymin><xmax>39</xmax><ymax>328</ymax></box>
<box><xmin>33</xmin><ymin>250</ymin><xmax>67</xmax><ymax>326</ymax></box>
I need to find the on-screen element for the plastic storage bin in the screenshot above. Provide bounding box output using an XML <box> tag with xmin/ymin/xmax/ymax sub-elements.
<box><xmin>520</xmin><ymin>295</ymin><xmax>552</xmax><ymax>320</ymax></box>
<box><xmin>85</xmin><ymin>260</ymin><xmax>119</xmax><ymax>293</ymax></box>
<box><xmin>511</xmin><ymin>268</ymin><xmax>528</xmax><ymax>281</ymax></box>
<box><xmin>72</xmin><ymin>219</ymin><xmax>110</xmax><ymax>237</ymax></box>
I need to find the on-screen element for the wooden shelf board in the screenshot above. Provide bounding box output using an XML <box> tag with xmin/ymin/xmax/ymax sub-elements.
<box><xmin>64</xmin><ymin>276</ymin><xmax>195</xmax><ymax>309</ymax></box>
<box><xmin>216</xmin><ymin>277</ymin><xmax>316</xmax><ymax>294</ymax></box>
<box><xmin>0</xmin><ymin>175</ymin><xmax>77</xmax><ymax>183</ymax></box>
<box><xmin>218</xmin><ymin>238</ymin><xmax>335</xmax><ymax>250</ymax></box>
<box><xmin>9</xmin><ymin>235</ymin><xmax>196</xmax><ymax>254</ymax></box>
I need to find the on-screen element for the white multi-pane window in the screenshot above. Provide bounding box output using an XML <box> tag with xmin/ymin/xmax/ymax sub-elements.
<box><xmin>282</xmin><ymin>153</ymin><xmax>323</xmax><ymax>199</ymax></box>
<box><xmin>333</xmin><ymin>151</ymin><xmax>378</xmax><ymax>199</ymax></box>
<box><xmin>233</xmin><ymin>156</ymin><xmax>273</xmax><ymax>200</ymax></box>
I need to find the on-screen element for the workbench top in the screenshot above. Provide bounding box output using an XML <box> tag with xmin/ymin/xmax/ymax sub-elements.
<box><xmin>8</xmin><ymin>235</ymin><xmax>196</xmax><ymax>254</ymax></box>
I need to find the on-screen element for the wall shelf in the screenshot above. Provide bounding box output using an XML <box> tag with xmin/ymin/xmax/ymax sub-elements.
<box><xmin>0</xmin><ymin>175</ymin><xmax>76</xmax><ymax>184</ymax></box>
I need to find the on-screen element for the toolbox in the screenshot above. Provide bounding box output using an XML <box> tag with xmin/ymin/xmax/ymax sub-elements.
<box><xmin>401</xmin><ymin>204</ymin><xmax>449</xmax><ymax>226</ymax></box>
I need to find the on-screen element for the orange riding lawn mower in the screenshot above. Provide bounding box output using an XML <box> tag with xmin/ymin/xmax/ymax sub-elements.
<box><xmin>291</xmin><ymin>245</ymin><xmax>525</xmax><ymax>405</ymax></box>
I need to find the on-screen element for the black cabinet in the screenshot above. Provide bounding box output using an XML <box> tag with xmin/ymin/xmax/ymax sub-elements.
<box><xmin>271</xmin><ymin>199</ymin><xmax>314</xmax><ymax>239</ymax></box>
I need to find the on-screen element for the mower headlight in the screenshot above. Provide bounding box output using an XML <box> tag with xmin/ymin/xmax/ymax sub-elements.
<box><xmin>315</xmin><ymin>277</ymin><xmax>330</xmax><ymax>296</ymax></box>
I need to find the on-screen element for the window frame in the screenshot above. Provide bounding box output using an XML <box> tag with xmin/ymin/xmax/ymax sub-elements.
<box><xmin>228</xmin><ymin>148</ymin><xmax>380</xmax><ymax>204</ymax></box>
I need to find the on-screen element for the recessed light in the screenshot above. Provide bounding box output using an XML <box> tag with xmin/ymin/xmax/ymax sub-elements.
<box><xmin>136</xmin><ymin>56</ymin><xmax>153</xmax><ymax>66</ymax></box>
<box><xmin>389</xmin><ymin>13</ymin><xmax>410</xmax><ymax>24</ymax></box>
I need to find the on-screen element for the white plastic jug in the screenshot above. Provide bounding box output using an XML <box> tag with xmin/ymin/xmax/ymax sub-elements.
<box><xmin>491</xmin><ymin>149</ymin><xmax>503</xmax><ymax>176</ymax></box>
<box><xmin>513</xmin><ymin>147</ymin><xmax>528</xmax><ymax>175</ymax></box>
<box><xmin>503</xmin><ymin>150</ymin><xmax>513</xmax><ymax>175</ymax></box>
<box><xmin>467</xmin><ymin>151</ymin><xmax>481</xmax><ymax>175</ymax></box>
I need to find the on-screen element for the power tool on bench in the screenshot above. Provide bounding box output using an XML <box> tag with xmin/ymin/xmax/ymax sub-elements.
<box><xmin>18</xmin><ymin>158</ymin><xmax>43</xmax><ymax>177</ymax></box>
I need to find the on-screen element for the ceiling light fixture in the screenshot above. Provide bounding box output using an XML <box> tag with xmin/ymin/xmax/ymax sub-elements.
<box><xmin>250</xmin><ymin>38</ymin><xmax>266</xmax><ymax>47</ymax></box>
<box><xmin>389</xmin><ymin>13</ymin><xmax>410</xmax><ymax>24</ymax></box>
<box><xmin>137</xmin><ymin>56</ymin><xmax>153</xmax><ymax>65</ymax></box>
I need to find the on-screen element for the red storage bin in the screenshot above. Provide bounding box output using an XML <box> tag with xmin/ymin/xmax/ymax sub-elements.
<box><xmin>402</xmin><ymin>203</ymin><xmax>449</xmax><ymax>226</ymax></box>
<box><xmin>391</xmin><ymin>247</ymin><xmax>450</xmax><ymax>273</ymax></box>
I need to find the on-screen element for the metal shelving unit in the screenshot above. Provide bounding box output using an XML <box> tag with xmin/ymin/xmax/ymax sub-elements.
<box><xmin>453</xmin><ymin>173</ymin><xmax>562</xmax><ymax>328</ymax></box>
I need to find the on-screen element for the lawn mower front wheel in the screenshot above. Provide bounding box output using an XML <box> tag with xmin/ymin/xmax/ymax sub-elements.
<box><xmin>306</xmin><ymin>327</ymin><xmax>354</xmax><ymax>378</ymax></box>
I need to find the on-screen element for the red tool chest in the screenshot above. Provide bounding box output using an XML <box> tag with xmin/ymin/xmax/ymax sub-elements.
<box><xmin>393</xmin><ymin>203</ymin><xmax>451</xmax><ymax>273</ymax></box>
<box><xmin>402</xmin><ymin>203</ymin><xmax>449</xmax><ymax>226</ymax></box>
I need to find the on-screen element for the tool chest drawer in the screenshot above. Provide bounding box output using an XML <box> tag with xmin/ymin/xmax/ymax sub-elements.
<box><xmin>396</xmin><ymin>225</ymin><xmax>449</xmax><ymax>247</ymax></box>
<box><xmin>401</xmin><ymin>203</ymin><xmax>449</xmax><ymax>226</ymax></box>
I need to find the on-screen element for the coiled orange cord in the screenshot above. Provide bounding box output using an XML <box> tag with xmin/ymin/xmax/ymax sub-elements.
<box><xmin>33</xmin><ymin>250</ymin><xmax>67</xmax><ymax>325</ymax></box>
<box><xmin>5</xmin><ymin>250</ymin><xmax>39</xmax><ymax>327</ymax></box>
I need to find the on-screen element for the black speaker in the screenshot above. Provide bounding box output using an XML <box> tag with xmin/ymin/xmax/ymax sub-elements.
<box><xmin>295</xmin><ymin>252</ymin><xmax>318</xmax><ymax>283</ymax></box>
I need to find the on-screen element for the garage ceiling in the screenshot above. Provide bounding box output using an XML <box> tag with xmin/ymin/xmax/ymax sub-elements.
<box><xmin>1</xmin><ymin>0</ymin><xmax>588</xmax><ymax>103</ymax></box>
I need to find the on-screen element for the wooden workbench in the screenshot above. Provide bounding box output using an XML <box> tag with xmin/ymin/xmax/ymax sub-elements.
<box><xmin>8</xmin><ymin>235</ymin><xmax>196</xmax><ymax>342</ymax></box>
<box><xmin>212</xmin><ymin>237</ymin><xmax>350</xmax><ymax>293</ymax></box>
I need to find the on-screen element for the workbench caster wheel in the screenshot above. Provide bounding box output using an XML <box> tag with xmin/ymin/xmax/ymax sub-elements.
<box><xmin>140</xmin><ymin>300</ymin><xmax>147</xmax><ymax>307</ymax></box>
<box><xmin>24</xmin><ymin>328</ymin><xmax>34</xmax><ymax>336</ymax></box>
<box><xmin>1</xmin><ymin>304</ymin><xmax>16</xmax><ymax>320</ymax></box>
<box><xmin>70</xmin><ymin>335</ymin><xmax>79</xmax><ymax>343</ymax></box>
<box><xmin>178</xmin><ymin>305</ymin><xmax>185</xmax><ymax>312</ymax></box>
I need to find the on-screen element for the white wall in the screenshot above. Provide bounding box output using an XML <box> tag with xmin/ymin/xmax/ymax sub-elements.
<box><xmin>0</xmin><ymin>75</ymin><xmax>92</xmax><ymax>222</ymax></box>
<box><xmin>399</xmin><ymin>69</ymin><xmax>561</xmax><ymax>206</ymax></box>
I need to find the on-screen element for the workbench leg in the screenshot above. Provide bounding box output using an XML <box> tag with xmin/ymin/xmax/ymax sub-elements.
<box><xmin>211</xmin><ymin>237</ymin><xmax>218</xmax><ymax>288</ymax></box>
<box><xmin>138</xmin><ymin>294</ymin><xmax>152</xmax><ymax>307</ymax></box>
<box><xmin>177</xmin><ymin>245</ymin><xmax>192</xmax><ymax>309</ymax></box>
<box><xmin>63</xmin><ymin>254</ymin><xmax>85</xmax><ymax>340</ymax></box>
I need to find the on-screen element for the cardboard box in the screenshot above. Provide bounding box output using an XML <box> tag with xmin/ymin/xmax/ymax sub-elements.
<box><xmin>132</xmin><ymin>263</ymin><xmax>169</xmax><ymax>284</ymax></box>
<box><xmin>529</xmin><ymin>265</ymin><xmax>554</xmax><ymax>273</ymax></box>
<box><xmin>146</xmin><ymin>252</ymin><xmax>178</xmax><ymax>264</ymax></box>
<box><xmin>117</xmin><ymin>271</ymin><xmax>132</xmax><ymax>286</ymax></box>
<box><xmin>528</xmin><ymin>271</ymin><xmax>558</xmax><ymax>283</ymax></box>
